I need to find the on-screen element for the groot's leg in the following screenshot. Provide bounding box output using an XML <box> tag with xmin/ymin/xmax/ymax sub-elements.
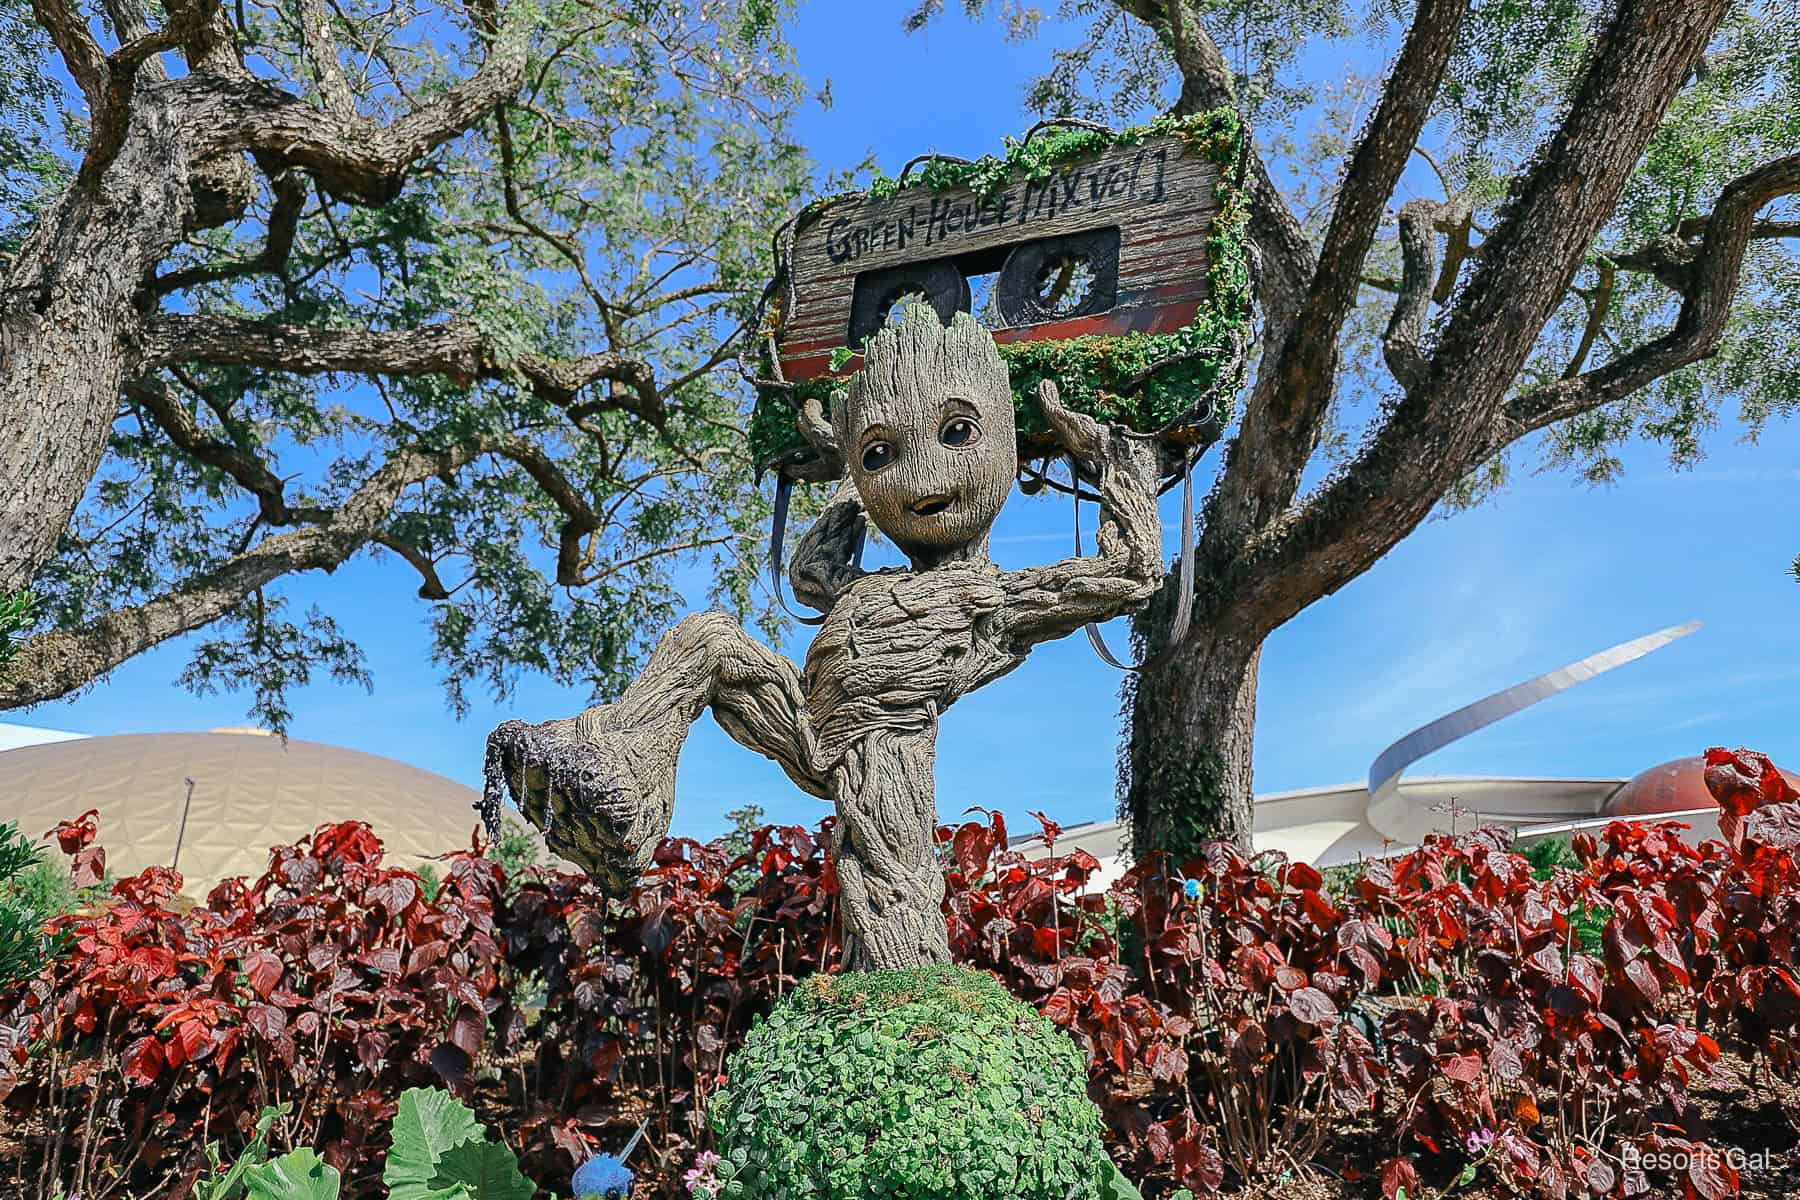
<box><xmin>483</xmin><ymin>612</ymin><xmax>822</xmax><ymax>892</ymax></box>
<box><xmin>830</xmin><ymin>727</ymin><xmax>950</xmax><ymax>970</ymax></box>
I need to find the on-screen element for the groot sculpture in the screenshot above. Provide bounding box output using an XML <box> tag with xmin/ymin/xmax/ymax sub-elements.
<box><xmin>483</xmin><ymin>305</ymin><xmax>1164</xmax><ymax>971</ymax></box>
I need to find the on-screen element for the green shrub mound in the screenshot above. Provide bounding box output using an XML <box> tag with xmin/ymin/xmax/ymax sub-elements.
<box><xmin>708</xmin><ymin>964</ymin><xmax>1112</xmax><ymax>1200</ymax></box>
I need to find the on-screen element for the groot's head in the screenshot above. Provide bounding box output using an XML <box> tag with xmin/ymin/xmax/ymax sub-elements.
<box><xmin>835</xmin><ymin>305</ymin><xmax>1017</xmax><ymax>567</ymax></box>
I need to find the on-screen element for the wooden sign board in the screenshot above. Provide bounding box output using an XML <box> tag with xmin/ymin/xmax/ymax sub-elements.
<box><xmin>772</xmin><ymin>132</ymin><xmax>1224</xmax><ymax>383</ymax></box>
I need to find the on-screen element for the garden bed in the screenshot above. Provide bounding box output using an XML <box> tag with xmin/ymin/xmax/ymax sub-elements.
<box><xmin>3</xmin><ymin>747</ymin><xmax>1799</xmax><ymax>1200</ymax></box>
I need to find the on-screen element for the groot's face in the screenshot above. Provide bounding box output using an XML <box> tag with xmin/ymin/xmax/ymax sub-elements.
<box><xmin>839</xmin><ymin>308</ymin><xmax>1017</xmax><ymax>565</ymax></box>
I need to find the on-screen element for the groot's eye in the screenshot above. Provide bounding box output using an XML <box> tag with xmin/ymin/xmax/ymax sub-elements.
<box><xmin>861</xmin><ymin>441</ymin><xmax>896</xmax><ymax>472</ymax></box>
<box><xmin>939</xmin><ymin>417</ymin><xmax>979</xmax><ymax>448</ymax></box>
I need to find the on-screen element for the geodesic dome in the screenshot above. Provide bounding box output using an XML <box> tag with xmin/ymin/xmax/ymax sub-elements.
<box><xmin>0</xmin><ymin>730</ymin><xmax>494</xmax><ymax>895</ymax></box>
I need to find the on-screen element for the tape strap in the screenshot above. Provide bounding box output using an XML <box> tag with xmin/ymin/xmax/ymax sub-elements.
<box><xmin>1076</xmin><ymin>449</ymin><xmax>1196</xmax><ymax>673</ymax></box>
<box><xmin>769</xmin><ymin>475</ymin><xmax>828</xmax><ymax>626</ymax></box>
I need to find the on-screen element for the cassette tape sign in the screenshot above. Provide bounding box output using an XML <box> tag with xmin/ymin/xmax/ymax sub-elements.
<box><xmin>772</xmin><ymin>131</ymin><xmax>1225</xmax><ymax>382</ymax></box>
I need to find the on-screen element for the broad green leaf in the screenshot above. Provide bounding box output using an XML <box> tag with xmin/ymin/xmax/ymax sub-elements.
<box><xmin>193</xmin><ymin>1102</ymin><xmax>293</xmax><ymax>1200</ymax></box>
<box><xmin>244</xmin><ymin>1149</ymin><xmax>342</xmax><ymax>1200</ymax></box>
<box><xmin>432</xmin><ymin>1139</ymin><xmax>536</xmax><ymax>1200</ymax></box>
<box><xmin>1096</xmin><ymin>1157</ymin><xmax>1145</xmax><ymax>1200</ymax></box>
<box><xmin>384</xmin><ymin>1087</ymin><xmax>484</xmax><ymax>1200</ymax></box>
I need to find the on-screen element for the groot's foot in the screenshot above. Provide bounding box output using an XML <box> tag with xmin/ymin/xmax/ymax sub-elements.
<box><xmin>481</xmin><ymin>711</ymin><xmax>675</xmax><ymax>894</ymax></box>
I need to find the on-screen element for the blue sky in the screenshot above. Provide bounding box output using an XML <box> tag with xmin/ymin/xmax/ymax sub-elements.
<box><xmin>17</xmin><ymin>3</ymin><xmax>1800</xmax><ymax>841</ymax></box>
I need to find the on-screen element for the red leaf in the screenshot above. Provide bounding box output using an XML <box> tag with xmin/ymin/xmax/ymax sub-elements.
<box><xmin>1174</xmin><ymin>1132</ymin><xmax>1225</xmax><ymax>1193</ymax></box>
<box><xmin>245</xmin><ymin>1003</ymin><xmax>287</xmax><ymax>1042</ymax></box>
<box><xmin>129</xmin><ymin>946</ymin><xmax>176</xmax><ymax>987</ymax></box>
<box><xmin>168</xmin><ymin>1019</ymin><xmax>210</xmax><ymax>1067</ymax></box>
<box><xmin>1287</xmin><ymin>986</ymin><xmax>1339</xmax><ymax>1026</ymax></box>
<box><xmin>1688</xmin><ymin>1147</ymin><xmax>1738</xmax><ymax>1200</ymax></box>
<box><xmin>1441</xmin><ymin>1053</ymin><xmax>1485</xmax><ymax>1084</ymax></box>
<box><xmin>1285</xmin><ymin>862</ymin><xmax>1325</xmax><ymax>892</ymax></box>
<box><xmin>1748</xmin><ymin>802</ymin><xmax>1800</xmax><ymax>850</ymax></box>
<box><xmin>71</xmin><ymin>846</ymin><xmax>106</xmax><ymax>889</ymax></box>
<box><xmin>241</xmin><ymin>950</ymin><xmax>282</xmax><ymax>999</ymax></box>
<box><xmin>1380</xmin><ymin>1156</ymin><xmax>1420</xmax><ymax>1200</ymax></box>
<box><xmin>951</xmin><ymin>823</ymin><xmax>993</xmax><ymax>880</ymax></box>
<box><xmin>52</xmin><ymin>810</ymin><xmax>99</xmax><ymax>854</ymax></box>
<box><xmin>1624</xmin><ymin>958</ymin><xmax>1662</xmax><ymax>1007</ymax></box>
<box><xmin>1146</xmin><ymin>1121</ymin><xmax>1173</xmax><ymax>1163</ymax></box>
<box><xmin>122</xmin><ymin>1035</ymin><xmax>164</xmax><ymax>1086</ymax></box>
<box><xmin>449</xmin><ymin>1003</ymin><xmax>485</xmax><ymax>1056</ymax></box>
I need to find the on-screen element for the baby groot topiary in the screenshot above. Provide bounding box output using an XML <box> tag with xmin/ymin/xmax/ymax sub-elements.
<box><xmin>482</xmin><ymin>304</ymin><xmax>1164</xmax><ymax>970</ymax></box>
<box><xmin>705</xmin><ymin>965</ymin><xmax>1110</xmax><ymax>1200</ymax></box>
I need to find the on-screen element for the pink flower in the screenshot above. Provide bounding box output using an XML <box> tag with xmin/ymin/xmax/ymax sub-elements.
<box><xmin>684</xmin><ymin>1151</ymin><xmax>722</xmax><ymax>1196</ymax></box>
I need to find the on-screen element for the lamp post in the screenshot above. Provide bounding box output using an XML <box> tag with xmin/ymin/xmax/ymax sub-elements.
<box><xmin>171</xmin><ymin>775</ymin><xmax>195</xmax><ymax>873</ymax></box>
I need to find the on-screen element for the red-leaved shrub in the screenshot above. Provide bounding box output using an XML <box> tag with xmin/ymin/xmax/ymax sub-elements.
<box><xmin>2</xmin><ymin>743</ymin><xmax>1796</xmax><ymax>1200</ymax></box>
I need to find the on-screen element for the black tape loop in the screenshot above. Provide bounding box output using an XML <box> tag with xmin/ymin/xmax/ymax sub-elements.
<box><xmin>769</xmin><ymin>475</ymin><xmax>827</xmax><ymax>626</ymax></box>
<box><xmin>1076</xmin><ymin>449</ymin><xmax>1197</xmax><ymax>673</ymax></box>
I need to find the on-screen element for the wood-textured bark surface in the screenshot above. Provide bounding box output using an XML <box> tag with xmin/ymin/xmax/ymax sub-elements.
<box><xmin>486</xmin><ymin>311</ymin><xmax>1165</xmax><ymax>970</ymax></box>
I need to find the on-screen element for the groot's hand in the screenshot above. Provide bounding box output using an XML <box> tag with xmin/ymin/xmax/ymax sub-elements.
<box><xmin>1033</xmin><ymin>379</ymin><xmax>1160</xmax><ymax>496</ymax></box>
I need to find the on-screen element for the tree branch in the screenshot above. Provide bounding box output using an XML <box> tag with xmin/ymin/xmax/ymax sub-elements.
<box><xmin>125</xmin><ymin>379</ymin><xmax>302</xmax><ymax>525</ymax></box>
<box><xmin>1382</xmin><ymin>194</ymin><xmax>1474</xmax><ymax>391</ymax></box>
<box><xmin>138</xmin><ymin>313</ymin><xmax>665</xmax><ymax>424</ymax></box>
<box><xmin>295</xmin><ymin>0</ymin><xmax>357</xmax><ymax>120</ymax></box>
<box><xmin>373</xmin><ymin>532</ymin><xmax>450</xmax><ymax>599</ymax></box>
<box><xmin>1201</xmin><ymin>0</ymin><xmax>1466</xmax><ymax>558</ymax></box>
<box><xmin>163</xmin><ymin>0</ymin><xmax>244</xmax><ymax>75</ymax></box>
<box><xmin>152</xmin><ymin>165</ymin><xmax>307</xmax><ymax>295</ymax></box>
<box><xmin>1503</xmin><ymin>151</ymin><xmax>1800</xmax><ymax>436</ymax></box>
<box><xmin>102</xmin><ymin>0</ymin><xmax>171</xmax><ymax>80</ymax></box>
<box><xmin>485</xmin><ymin>436</ymin><xmax>602</xmax><ymax>586</ymax></box>
<box><xmin>187</xmin><ymin>3</ymin><xmax>529</xmax><ymax>205</ymax></box>
<box><xmin>1226</xmin><ymin>0</ymin><xmax>1736</xmax><ymax>637</ymax></box>
<box><xmin>1562</xmin><ymin>260</ymin><xmax>1616</xmax><ymax>379</ymax></box>
<box><xmin>1138</xmin><ymin>0</ymin><xmax>1312</xmax><ymax>324</ymax></box>
<box><xmin>1285</xmin><ymin>0</ymin><xmax>1468</xmax><ymax>387</ymax></box>
<box><xmin>30</xmin><ymin>0</ymin><xmax>107</xmax><ymax>107</ymax></box>
<box><xmin>0</xmin><ymin>440</ymin><xmax>487</xmax><ymax>708</ymax></box>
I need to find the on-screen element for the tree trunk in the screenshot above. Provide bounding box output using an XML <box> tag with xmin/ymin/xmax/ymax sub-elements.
<box><xmin>1122</xmin><ymin>599</ymin><xmax>1261</xmax><ymax>859</ymax></box>
<box><xmin>828</xmin><ymin>725</ymin><xmax>950</xmax><ymax>972</ymax></box>
<box><xmin>0</xmin><ymin>86</ymin><xmax>197</xmax><ymax>593</ymax></box>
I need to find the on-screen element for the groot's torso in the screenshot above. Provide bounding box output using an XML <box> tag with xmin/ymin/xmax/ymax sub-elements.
<box><xmin>800</xmin><ymin>564</ymin><xmax>1026</xmax><ymax>770</ymax></box>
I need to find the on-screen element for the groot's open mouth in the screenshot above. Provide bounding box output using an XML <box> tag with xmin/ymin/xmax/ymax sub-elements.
<box><xmin>910</xmin><ymin>494</ymin><xmax>953</xmax><ymax>516</ymax></box>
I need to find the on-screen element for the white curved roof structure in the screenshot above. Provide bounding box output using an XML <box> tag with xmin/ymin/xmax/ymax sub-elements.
<box><xmin>1364</xmin><ymin>621</ymin><xmax>1702</xmax><ymax>846</ymax></box>
<box><xmin>0</xmin><ymin>730</ymin><xmax>494</xmax><ymax>894</ymax></box>
<box><xmin>1016</xmin><ymin>620</ymin><xmax>1715</xmax><ymax>876</ymax></box>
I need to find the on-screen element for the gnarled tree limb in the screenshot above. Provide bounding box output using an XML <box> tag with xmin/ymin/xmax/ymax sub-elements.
<box><xmin>152</xmin><ymin>164</ymin><xmax>308</xmax><ymax>295</ymax></box>
<box><xmin>1501</xmin><ymin>151</ymin><xmax>1800</xmax><ymax>440</ymax></box>
<box><xmin>139</xmin><ymin>313</ymin><xmax>665</xmax><ymax>423</ymax></box>
<box><xmin>295</xmin><ymin>0</ymin><xmax>357</xmax><ymax>120</ymax></box>
<box><xmin>1206</xmin><ymin>0</ymin><xmax>1468</xmax><ymax>554</ymax></box>
<box><xmin>30</xmin><ymin>0</ymin><xmax>107</xmax><ymax>107</ymax></box>
<box><xmin>0</xmin><ymin>439</ymin><xmax>490</xmax><ymax>708</ymax></box>
<box><xmin>1231</xmin><ymin>0</ymin><xmax>1742</xmax><ymax>636</ymax></box>
<box><xmin>188</xmin><ymin>7</ymin><xmax>529</xmax><ymax>204</ymax></box>
<box><xmin>1382</xmin><ymin>194</ymin><xmax>1475</xmax><ymax>391</ymax></box>
<box><xmin>1141</xmin><ymin>0</ymin><xmax>1311</xmax><ymax>328</ymax></box>
<box><xmin>126</xmin><ymin>379</ymin><xmax>300</xmax><ymax>524</ymax></box>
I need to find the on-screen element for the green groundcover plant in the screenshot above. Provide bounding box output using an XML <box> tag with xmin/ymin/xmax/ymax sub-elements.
<box><xmin>0</xmin><ymin>822</ymin><xmax>59</xmax><ymax>990</ymax></box>
<box><xmin>706</xmin><ymin>963</ymin><xmax>1133</xmax><ymax>1200</ymax></box>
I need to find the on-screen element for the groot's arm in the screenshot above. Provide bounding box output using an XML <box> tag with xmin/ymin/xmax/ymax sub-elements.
<box><xmin>996</xmin><ymin>381</ymin><xmax>1164</xmax><ymax>651</ymax></box>
<box><xmin>789</xmin><ymin>481</ymin><xmax>868</xmax><ymax>614</ymax></box>
<box><xmin>483</xmin><ymin>611</ymin><xmax>825</xmax><ymax>893</ymax></box>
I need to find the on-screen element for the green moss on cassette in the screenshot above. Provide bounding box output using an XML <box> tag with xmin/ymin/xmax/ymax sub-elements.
<box><xmin>752</xmin><ymin>109</ymin><xmax>1251</xmax><ymax>477</ymax></box>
